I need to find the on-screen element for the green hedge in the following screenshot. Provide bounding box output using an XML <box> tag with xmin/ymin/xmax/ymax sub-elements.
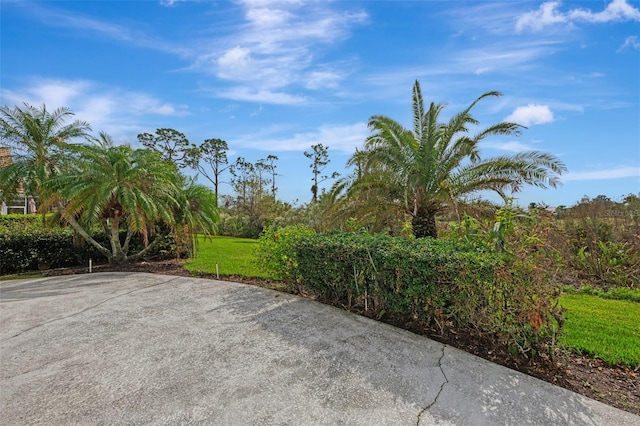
<box><xmin>0</xmin><ymin>216</ymin><xmax>183</xmax><ymax>274</ymax></box>
<box><xmin>292</xmin><ymin>232</ymin><xmax>564</xmax><ymax>357</ymax></box>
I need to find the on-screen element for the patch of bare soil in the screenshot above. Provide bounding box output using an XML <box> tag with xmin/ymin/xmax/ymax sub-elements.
<box><xmin>44</xmin><ymin>260</ymin><xmax>639</xmax><ymax>415</ymax></box>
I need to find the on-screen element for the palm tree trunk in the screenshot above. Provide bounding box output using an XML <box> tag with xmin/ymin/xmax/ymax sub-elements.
<box><xmin>107</xmin><ymin>217</ymin><xmax>127</xmax><ymax>265</ymax></box>
<box><xmin>57</xmin><ymin>202</ymin><xmax>112</xmax><ymax>259</ymax></box>
<box><xmin>412</xmin><ymin>208</ymin><xmax>438</xmax><ymax>238</ymax></box>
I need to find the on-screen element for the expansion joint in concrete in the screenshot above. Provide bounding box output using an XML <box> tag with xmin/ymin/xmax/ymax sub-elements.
<box><xmin>416</xmin><ymin>344</ymin><xmax>449</xmax><ymax>425</ymax></box>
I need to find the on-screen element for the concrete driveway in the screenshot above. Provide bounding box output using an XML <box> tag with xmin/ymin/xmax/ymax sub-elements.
<box><xmin>1</xmin><ymin>272</ymin><xmax>637</xmax><ymax>425</ymax></box>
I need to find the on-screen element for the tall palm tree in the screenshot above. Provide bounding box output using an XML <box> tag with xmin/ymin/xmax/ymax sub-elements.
<box><xmin>47</xmin><ymin>135</ymin><xmax>218</xmax><ymax>264</ymax></box>
<box><xmin>348</xmin><ymin>80</ymin><xmax>567</xmax><ymax>238</ymax></box>
<box><xmin>0</xmin><ymin>103</ymin><xmax>91</xmax><ymax>200</ymax></box>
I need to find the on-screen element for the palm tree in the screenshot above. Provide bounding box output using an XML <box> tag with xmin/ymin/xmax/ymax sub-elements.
<box><xmin>0</xmin><ymin>103</ymin><xmax>91</xmax><ymax>200</ymax></box>
<box><xmin>348</xmin><ymin>80</ymin><xmax>567</xmax><ymax>238</ymax></box>
<box><xmin>46</xmin><ymin>134</ymin><xmax>218</xmax><ymax>265</ymax></box>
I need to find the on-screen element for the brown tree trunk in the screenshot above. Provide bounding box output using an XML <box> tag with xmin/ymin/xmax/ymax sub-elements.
<box><xmin>412</xmin><ymin>208</ymin><xmax>438</xmax><ymax>238</ymax></box>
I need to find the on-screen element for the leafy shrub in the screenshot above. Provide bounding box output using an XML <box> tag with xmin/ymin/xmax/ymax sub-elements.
<box><xmin>217</xmin><ymin>212</ymin><xmax>264</xmax><ymax>238</ymax></box>
<box><xmin>0</xmin><ymin>227</ymin><xmax>83</xmax><ymax>273</ymax></box>
<box><xmin>256</xmin><ymin>225</ymin><xmax>315</xmax><ymax>289</ymax></box>
<box><xmin>560</xmin><ymin>217</ymin><xmax>640</xmax><ymax>288</ymax></box>
<box><xmin>0</xmin><ymin>218</ymin><xmax>183</xmax><ymax>274</ymax></box>
<box><xmin>564</xmin><ymin>285</ymin><xmax>640</xmax><ymax>303</ymax></box>
<box><xmin>0</xmin><ymin>214</ymin><xmax>43</xmax><ymax>228</ymax></box>
<box><xmin>291</xmin><ymin>232</ymin><xmax>564</xmax><ymax>358</ymax></box>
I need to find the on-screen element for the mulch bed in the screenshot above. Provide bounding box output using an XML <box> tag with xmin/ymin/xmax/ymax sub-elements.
<box><xmin>42</xmin><ymin>259</ymin><xmax>639</xmax><ymax>415</ymax></box>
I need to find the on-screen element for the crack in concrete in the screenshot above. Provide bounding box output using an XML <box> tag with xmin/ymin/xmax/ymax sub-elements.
<box><xmin>5</xmin><ymin>276</ymin><xmax>182</xmax><ymax>340</ymax></box>
<box><xmin>416</xmin><ymin>344</ymin><xmax>449</xmax><ymax>425</ymax></box>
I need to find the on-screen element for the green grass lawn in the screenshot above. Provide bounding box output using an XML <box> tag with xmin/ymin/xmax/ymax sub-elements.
<box><xmin>560</xmin><ymin>294</ymin><xmax>640</xmax><ymax>368</ymax></box>
<box><xmin>183</xmin><ymin>235</ymin><xmax>272</xmax><ymax>279</ymax></box>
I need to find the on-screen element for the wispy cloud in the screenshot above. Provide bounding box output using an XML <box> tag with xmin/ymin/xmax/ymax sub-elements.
<box><xmin>618</xmin><ymin>35</ymin><xmax>640</xmax><ymax>51</ymax></box>
<box><xmin>193</xmin><ymin>1</ymin><xmax>368</xmax><ymax>104</ymax></box>
<box><xmin>13</xmin><ymin>1</ymin><xmax>189</xmax><ymax>56</ymax></box>
<box><xmin>233</xmin><ymin>122</ymin><xmax>369</xmax><ymax>153</ymax></box>
<box><xmin>215</xmin><ymin>87</ymin><xmax>307</xmax><ymax>105</ymax></box>
<box><xmin>1</xmin><ymin>78</ymin><xmax>189</xmax><ymax>138</ymax></box>
<box><xmin>452</xmin><ymin>41</ymin><xmax>562</xmax><ymax>75</ymax></box>
<box><xmin>160</xmin><ymin>0</ymin><xmax>188</xmax><ymax>6</ymax></box>
<box><xmin>516</xmin><ymin>0</ymin><xmax>640</xmax><ymax>32</ymax></box>
<box><xmin>505</xmin><ymin>104</ymin><xmax>554</xmax><ymax>126</ymax></box>
<box><xmin>563</xmin><ymin>166</ymin><xmax>640</xmax><ymax>181</ymax></box>
<box><xmin>483</xmin><ymin>141</ymin><xmax>536</xmax><ymax>153</ymax></box>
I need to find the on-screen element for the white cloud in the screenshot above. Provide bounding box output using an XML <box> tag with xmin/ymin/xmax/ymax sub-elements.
<box><xmin>484</xmin><ymin>141</ymin><xmax>535</xmax><ymax>153</ymax></box>
<box><xmin>453</xmin><ymin>41</ymin><xmax>562</xmax><ymax>76</ymax></box>
<box><xmin>516</xmin><ymin>0</ymin><xmax>640</xmax><ymax>32</ymax></box>
<box><xmin>505</xmin><ymin>104</ymin><xmax>554</xmax><ymax>126</ymax></box>
<box><xmin>618</xmin><ymin>35</ymin><xmax>640</xmax><ymax>51</ymax></box>
<box><xmin>160</xmin><ymin>0</ymin><xmax>187</xmax><ymax>6</ymax></box>
<box><xmin>1</xmin><ymin>79</ymin><xmax>92</xmax><ymax>108</ymax></box>
<box><xmin>569</xmin><ymin>0</ymin><xmax>640</xmax><ymax>23</ymax></box>
<box><xmin>305</xmin><ymin>70</ymin><xmax>343</xmax><ymax>90</ymax></box>
<box><xmin>563</xmin><ymin>166</ymin><xmax>640</xmax><ymax>181</ymax></box>
<box><xmin>516</xmin><ymin>1</ymin><xmax>567</xmax><ymax>32</ymax></box>
<box><xmin>19</xmin><ymin>2</ymin><xmax>189</xmax><ymax>56</ymax></box>
<box><xmin>233</xmin><ymin>122</ymin><xmax>369</xmax><ymax>153</ymax></box>
<box><xmin>192</xmin><ymin>1</ymin><xmax>368</xmax><ymax>104</ymax></box>
<box><xmin>246</xmin><ymin>7</ymin><xmax>292</xmax><ymax>27</ymax></box>
<box><xmin>1</xmin><ymin>78</ymin><xmax>189</xmax><ymax>138</ymax></box>
<box><xmin>216</xmin><ymin>87</ymin><xmax>307</xmax><ymax>105</ymax></box>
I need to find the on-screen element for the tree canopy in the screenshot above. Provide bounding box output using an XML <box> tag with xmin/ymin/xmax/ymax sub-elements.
<box><xmin>0</xmin><ymin>103</ymin><xmax>91</xmax><ymax>200</ymax></box>
<box><xmin>0</xmin><ymin>106</ymin><xmax>219</xmax><ymax>265</ymax></box>
<box><xmin>345</xmin><ymin>80</ymin><xmax>567</xmax><ymax>238</ymax></box>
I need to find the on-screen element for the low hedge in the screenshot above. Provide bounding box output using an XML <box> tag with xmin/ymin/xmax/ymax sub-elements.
<box><xmin>0</xmin><ymin>217</ymin><xmax>183</xmax><ymax>274</ymax></box>
<box><xmin>292</xmin><ymin>232</ymin><xmax>564</xmax><ymax>357</ymax></box>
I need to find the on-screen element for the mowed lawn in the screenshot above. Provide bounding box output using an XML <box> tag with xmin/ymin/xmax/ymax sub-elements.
<box><xmin>183</xmin><ymin>235</ymin><xmax>271</xmax><ymax>279</ymax></box>
<box><xmin>186</xmin><ymin>236</ymin><xmax>640</xmax><ymax>367</ymax></box>
<box><xmin>560</xmin><ymin>294</ymin><xmax>640</xmax><ymax>368</ymax></box>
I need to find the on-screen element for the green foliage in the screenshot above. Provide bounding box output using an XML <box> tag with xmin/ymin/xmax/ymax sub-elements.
<box><xmin>560</xmin><ymin>294</ymin><xmax>640</xmax><ymax>367</ymax></box>
<box><xmin>0</xmin><ymin>227</ymin><xmax>81</xmax><ymax>273</ymax></box>
<box><xmin>291</xmin><ymin>232</ymin><xmax>563</xmax><ymax>357</ymax></box>
<box><xmin>0</xmin><ymin>103</ymin><xmax>91</xmax><ymax>199</ymax></box>
<box><xmin>184</xmin><ymin>138</ymin><xmax>230</xmax><ymax>198</ymax></box>
<box><xmin>345</xmin><ymin>80</ymin><xmax>566</xmax><ymax>238</ymax></box>
<box><xmin>558</xmin><ymin>198</ymin><xmax>640</xmax><ymax>288</ymax></box>
<box><xmin>0</xmin><ymin>218</ymin><xmax>182</xmax><ymax>274</ymax></box>
<box><xmin>563</xmin><ymin>285</ymin><xmax>640</xmax><ymax>303</ymax></box>
<box><xmin>304</xmin><ymin>143</ymin><xmax>339</xmax><ymax>203</ymax></box>
<box><xmin>0</xmin><ymin>213</ymin><xmax>43</xmax><ymax>228</ymax></box>
<box><xmin>256</xmin><ymin>225</ymin><xmax>315</xmax><ymax>288</ymax></box>
<box><xmin>184</xmin><ymin>236</ymin><xmax>270</xmax><ymax>279</ymax></box>
<box><xmin>45</xmin><ymin>138</ymin><xmax>217</xmax><ymax>265</ymax></box>
<box><xmin>137</xmin><ymin>128</ymin><xmax>192</xmax><ymax>168</ymax></box>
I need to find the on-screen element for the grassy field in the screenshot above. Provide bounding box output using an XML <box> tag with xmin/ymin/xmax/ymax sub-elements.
<box><xmin>189</xmin><ymin>236</ymin><xmax>640</xmax><ymax>367</ymax></box>
<box><xmin>183</xmin><ymin>235</ymin><xmax>271</xmax><ymax>279</ymax></box>
<box><xmin>560</xmin><ymin>294</ymin><xmax>640</xmax><ymax>367</ymax></box>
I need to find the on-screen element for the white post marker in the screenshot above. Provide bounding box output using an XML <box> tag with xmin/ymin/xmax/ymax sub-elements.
<box><xmin>216</xmin><ymin>263</ymin><xmax>219</xmax><ymax>279</ymax></box>
<box><xmin>89</xmin><ymin>258</ymin><xmax>92</xmax><ymax>273</ymax></box>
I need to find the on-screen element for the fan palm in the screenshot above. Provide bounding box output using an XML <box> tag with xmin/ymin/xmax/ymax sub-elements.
<box><xmin>0</xmin><ymin>103</ymin><xmax>91</xmax><ymax>199</ymax></box>
<box><xmin>348</xmin><ymin>80</ymin><xmax>567</xmax><ymax>238</ymax></box>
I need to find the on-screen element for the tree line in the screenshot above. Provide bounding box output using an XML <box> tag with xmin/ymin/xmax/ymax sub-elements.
<box><xmin>1</xmin><ymin>80</ymin><xmax>567</xmax><ymax>257</ymax></box>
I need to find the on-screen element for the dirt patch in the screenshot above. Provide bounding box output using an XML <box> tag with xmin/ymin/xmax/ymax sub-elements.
<box><xmin>42</xmin><ymin>259</ymin><xmax>639</xmax><ymax>415</ymax></box>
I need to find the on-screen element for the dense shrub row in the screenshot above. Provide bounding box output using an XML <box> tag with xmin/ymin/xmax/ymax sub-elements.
<box><xmin>0</xmin><ymin>216</ymin><xmax>182</xmax><ymax>274</ymax></box>
<box><xmin>260</xmin><ymin>228</ymin><xmax>564</xmax><ymax>358</ymax></box>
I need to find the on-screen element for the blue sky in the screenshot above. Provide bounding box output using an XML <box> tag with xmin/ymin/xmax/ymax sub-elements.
<box><xmin>1</xmin><ymin>0</ymin><xmax>639</xmax><ymax>207</ymax></box>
